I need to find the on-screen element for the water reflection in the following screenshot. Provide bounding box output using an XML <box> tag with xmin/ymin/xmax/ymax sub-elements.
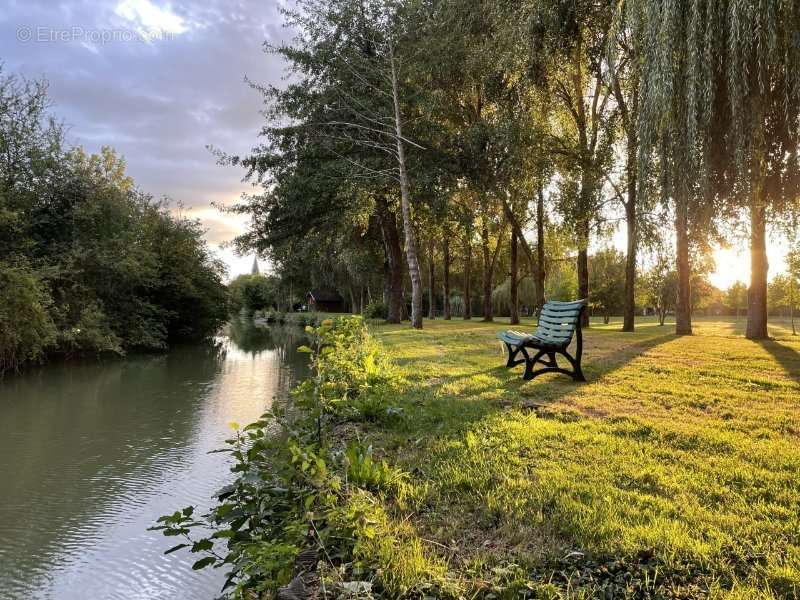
<box><xmin>0</xmin><ymin>321</ymin><xmax>308</xmax><ymax>600</ymax></box>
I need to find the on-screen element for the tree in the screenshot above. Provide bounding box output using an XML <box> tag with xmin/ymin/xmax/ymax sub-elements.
<box><xmin>225</xmin><ymin>0</ymin><xmax>427</xmax><ymax>328</ymax></box>
<box><xmin>229</xmin><ymin>274</ymin><xmax>279</xmax><ymax>314</ymax></box>
<box><xmin>607</xmin><ymin>8</ymin><xmax>652</xmax><ymax>333</ymax></box>
<box><xmin>724</xmin><ymin>282</ymin><xmax>748</xmax><ymax>319</ymax></box>
<box><xmin>0</xmin><ymin>68</ymin><xmax>228</xmax><ymax>371</ymax></box>
<box><xmin>0</xmin><ymin>264</ymin><xmax>56</xmax><ymax>374</ymax></box>
<box><xmin>531</xmin><ymin>0</ymin><xmax>618</xmax><ymax>327</ymax></box>
<box><xmin>627</xmin><ymin>0</ymin><xmax>800</xmax><ymax>339</ymax></box>
<box><xmin>640</xmin><ymin>257</ymin><xmax>677</xmax><ymax>326</ymax></box>
<box><xmin>588</xmin><ymin>247</ymin><xmax>626</xmax><ymax>323</ymax></box>
<box><xmin>787</xmin><ymin>248</ymin><xmax>800</xmax><ymax>335</ymax></box>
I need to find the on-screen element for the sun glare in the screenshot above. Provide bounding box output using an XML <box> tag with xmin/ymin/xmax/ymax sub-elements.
<box><xmin>709</xmin><ymin>247</ymin><xmax>749</xmax><ymax>289</ymax></box>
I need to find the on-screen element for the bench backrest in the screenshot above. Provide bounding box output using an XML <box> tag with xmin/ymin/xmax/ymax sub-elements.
<box><xmin>534</xmin><ymin>299</ymin><xmax>587</xmax><ymax>346</ymax></box>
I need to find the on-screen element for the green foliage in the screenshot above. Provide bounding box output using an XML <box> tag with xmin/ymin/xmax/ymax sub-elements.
<box><xmin>153</xmin><ymin>317</ymin><xmax>422</xmax><ymax>597</ymax></box>
<box><xmin>345</xmin><ymin>441</ymin><xmax>407</xmax><ymax>493</ymax></box>
<box><xmin>55</xmin><ymin>301</ymin><xmax>123</xmax><ymax>355</ymax></box>
<box><xmin>0</xmin><ymin>262</ymin><xmax>56</xmax><ymax>373</ymax></box>
<box><xmin>640</xmin><ymin>258</ymin><xmax>678</xmax><ymax>325</ymax></box>
<box><xmin>492</xmin><ymin>277</ymin><xmax>537</xmax><ymax>317</ymax></box>
<box><xmin>229</xmin><ymin>274</ymin><xmax>278</xmax><ymax>314</ymax></box>
<box><xmin>363</xmin><ymin>300</ymin><xmax>388</xmax><ymax>320</ymax></box>
<box><xmin>0</xmin><ymin>69</ymin><xmax>228</xmax><ymax>372</ymax></box>
<box><xmin>724</xmin><ymin>282</ymin><xmax>749</xmax><ymax>317</ymax></box>
<box><xmin>588</xmin><ymin>248</ymin><xmax>627</xmax><ymax>322</ymax></box>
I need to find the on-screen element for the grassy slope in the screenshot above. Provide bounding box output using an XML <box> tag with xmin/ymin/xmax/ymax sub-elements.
<box><xmin>364</xmin><ymin>316</ymin><xmax>800</xmax><ymax>598</ymax></box>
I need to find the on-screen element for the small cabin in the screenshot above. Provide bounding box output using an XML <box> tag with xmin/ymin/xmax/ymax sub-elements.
<box><xmin>306</xmin><ymin>289</ymin><xmax>345</xmax><ymax>313</ymax></box>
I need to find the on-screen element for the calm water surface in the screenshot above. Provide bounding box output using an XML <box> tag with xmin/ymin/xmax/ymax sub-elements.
<box><xmin>0</xmin><ymin>322</ymin><xmax>308</xmax><ymax>600</ymax></box>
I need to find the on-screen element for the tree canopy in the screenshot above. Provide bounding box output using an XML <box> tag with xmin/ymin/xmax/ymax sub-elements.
<box><xmin>0</xmin><ymin>69</ymin><xmax>229</xmax><ymax>374</ymax></box>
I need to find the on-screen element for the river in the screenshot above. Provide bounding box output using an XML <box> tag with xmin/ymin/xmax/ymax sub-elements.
<box><xmin>0</xmin><ymin>321</ymin><xmax>309</xmax><ymax>600</ymax></box>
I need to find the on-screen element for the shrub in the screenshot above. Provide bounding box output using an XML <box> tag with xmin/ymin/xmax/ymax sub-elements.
<box><xmin>0</xmin><ymin>263</ymin><xmax>56</xmax><ymax>374</ymax></box>
<box><xmin>152</xmin><ymin>317</ymin><xmax>419</xmax><ymax>597</ymax></box>
<box><xmin>363</xmin><ymin>300</ymin><xmax>388</xmax><ymax>320</ymax></box>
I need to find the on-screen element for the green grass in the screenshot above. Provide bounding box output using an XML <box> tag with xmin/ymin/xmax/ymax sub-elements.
<box><xmin>358</xmin><ymin>316</ymin><xmax>800</xmax><ymax>598</ymax></box>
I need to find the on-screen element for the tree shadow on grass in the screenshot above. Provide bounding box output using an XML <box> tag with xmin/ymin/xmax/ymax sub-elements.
<box><xmin>443</xmin><ymin>330</ymin><xmax>676</xmax><ymax>392</ymax></box>
<box><xmin>398</xmin><ymin>330</ymin><xmax>678</xmax><ymax>438</ymax></box>
<box><xmin>757</xmin><ymin>339</ymin><xmax>800</xmax><ymax>381</ymax></box>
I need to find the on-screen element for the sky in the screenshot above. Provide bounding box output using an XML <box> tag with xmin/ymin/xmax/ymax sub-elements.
<box><xmin>1</xmin><ymin>0</ymin><xmax>792</xmax><ymax>289</ymax></box>
<box><xmin>1</xmin><ymin>0</ymin><xmax>291</xmax><ymax>279</ymax></box>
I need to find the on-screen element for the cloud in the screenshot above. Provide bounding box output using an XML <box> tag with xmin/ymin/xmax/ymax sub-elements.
<box><xmin>1</xmin><ymin>0</ymin><xmax>290</xmax><ymax>274</ymax></box>
<box><xmin>115</xmin><ymin>0</ymin><xmax>188</xmax><ymax>35</ymax></box>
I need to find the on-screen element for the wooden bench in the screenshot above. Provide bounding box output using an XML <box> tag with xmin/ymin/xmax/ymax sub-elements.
<box><xmin>497</xmin><ymin>299</ymin><xmax>587</xmax><ymax>381</ymax></box>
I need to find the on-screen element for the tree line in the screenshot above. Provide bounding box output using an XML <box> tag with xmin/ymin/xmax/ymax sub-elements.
<box><xmin>222</xmin><ymin>0</ymin><xmax>800</xmax><ymax>338</ymax></box>
<box><xmin>0</xmin><ymin>69</ymin><xmax>229</xmax><ymax>374</ymax></box>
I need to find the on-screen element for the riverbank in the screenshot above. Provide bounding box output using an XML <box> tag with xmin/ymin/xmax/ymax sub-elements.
<box><xmin>160</xmin><ymin>316</ymin><xmax>800</xmax><ymax>598</ymax></box>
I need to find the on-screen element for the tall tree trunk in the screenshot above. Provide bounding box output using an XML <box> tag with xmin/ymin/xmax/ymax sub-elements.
<box><xmin>675</xmin><ymin>187</ymin><xmax>692</xmax><ymax>335</ymax></box>
<box><xmin>746</xmin><ymin>184</ymin><xmax>769</xmax><ymax>339</ymax></box>
<box><xmin>428</xmin><ymin>238</ymin><xmax>435</xmax><ymax>320</ymax></box>
<box><xmin>613</xmin><ymin>71</ymin><xmax>639</xmax><ymax>333</ymax></box>
<box><xmin>535</xmin><ymin>186</ymin><xmax>545</xmax><ymax>312</ymax></box>
<box><xmin>390</xmin><ymin>49</ymin><xmax>422</xmax><ymax>329</ymax></box>
<box><xmin>499</xmin><ymin>193</ymin><xmax>536</xmax><ymax>286</ymax></box>
<box><xmin>577</xmin><ymin>245</ymin><xmax>589</xmax><ymax>326</ymax></box>
<box><xmin>623</xmin><ymin>196</ymin><xmax>637</xmax><ymax>332</ymax></box>
<box><xmin>377</xmin><ymin>197</ymin><xmax>403</xmax><ymax>324</ymax></box>
<box><xmin>576</xmin><ymin>170</ymin><xmax>591</xmax><ymax>328</ymax></box>
<box><xmin>443</xmin><ymin>237</ymin><xmax>451</xmax><ymax>320</ymax></box>
<box><xmin>510</xmin><ymin>229</ymin><xmax>519</xmax><ymax>325</ymax></box>
<box><xmin>791</xmin><ymin>267</ymin><xmax>796</xmax><ymax>335</ymax></box>
<box><xmin>481</xmin><ymin>222</ymin><xmax>493</xmax><ymax>322</ymax></box>
<box><xmin>464</xmin><ymin>237</ymin><xmax>472</xmax><ymax>320</ymax></box>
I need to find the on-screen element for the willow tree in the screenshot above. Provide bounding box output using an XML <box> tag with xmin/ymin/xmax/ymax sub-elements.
<box><xmin>629</xmin><ymin>0</ymin><xmax>800</xmax><ymax>339</ymax></box>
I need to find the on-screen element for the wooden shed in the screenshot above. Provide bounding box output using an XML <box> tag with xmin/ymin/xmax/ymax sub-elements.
<box><xmin>306</xmin><ymin>289</ymin><xmax>346</xmax><ymax>313</ymax></box>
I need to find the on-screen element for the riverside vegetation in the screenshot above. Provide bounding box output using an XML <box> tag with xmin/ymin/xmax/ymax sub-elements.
<box><xmin>0</xmin><ymin>70</ymin><xmax>228</xmax><ymax>375</ymax></box>
<box><xmin>154</xmin><ymin>316</ymin><xmax>800</xmax><ymax>599</ymax></box>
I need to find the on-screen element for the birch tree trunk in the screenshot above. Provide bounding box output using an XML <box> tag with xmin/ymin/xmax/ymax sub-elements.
<box><xmin>535</xmin><ymin>186</ymin><xmax>546</xmax><ymax>312</ymax></box>
<box><xmin>390</xmin><ymin>46</ymin><xmax>423</xmax><ymax>329</ymax></box>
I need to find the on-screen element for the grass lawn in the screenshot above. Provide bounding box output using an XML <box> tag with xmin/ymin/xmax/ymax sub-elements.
<box><xmin>360</xmin><ymin>316</ymin><xmax>800</xmax><ymax>598</ymax></box>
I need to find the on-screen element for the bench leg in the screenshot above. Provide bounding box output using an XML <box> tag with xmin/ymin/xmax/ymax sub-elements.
<box><xmin>523</xmin><ymin>349</ymin><xmax>585</xmax><ymax>382</ymax></box>
<box><xmin>560</xmin><ymin>350</ymin><xmax>586</xmax><ymax>382</ymax></box>
<box><xmin>504</xmin><ymin>342</ymin><xmax>528</xmax><ymax>368</ymax></box>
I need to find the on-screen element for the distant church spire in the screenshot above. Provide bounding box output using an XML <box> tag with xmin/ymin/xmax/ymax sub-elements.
<box><xmin>251</xmin><ymin>256</ymin><xmax>260</xmax><ymax>275</ymax></box>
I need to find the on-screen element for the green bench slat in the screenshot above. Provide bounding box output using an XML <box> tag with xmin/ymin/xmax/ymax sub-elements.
<box><xmin>538</xmin><ymin>315</ymin><xmax>578</xmax><ymax>328</ymax></box>
<box><xmin>535</xmin><ymin>328</ymin><xmax>572</xmax><ymax>340</ymax></box>
<box><xmin>540</xmin><ymin>307</ymin><xmax>581</xmax><ymax>318</ymax></box>
<box><xmin>533</xmin><ymin>336</ymin><xmax>569</xmax><ymax>346</ymax></box>
<box><xmin>497</xmin><ymin>331</ymin><xmax>531</xmax><ymax>345</ymax></box>
<box><xmin>536</xmin><ymin>319</ymin><xmax>574</xmax><ymax>331</ymax></box>
<box><xmin>534</xmin><ymin>327</ymin><xmax>573</xmax><ymax>340</ymax></box>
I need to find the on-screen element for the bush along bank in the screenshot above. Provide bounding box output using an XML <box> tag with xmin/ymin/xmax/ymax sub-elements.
<box><xmin>151</xmin><ymin>317</ymin><xmax>444</xmax><ymax>598</ymax></box>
